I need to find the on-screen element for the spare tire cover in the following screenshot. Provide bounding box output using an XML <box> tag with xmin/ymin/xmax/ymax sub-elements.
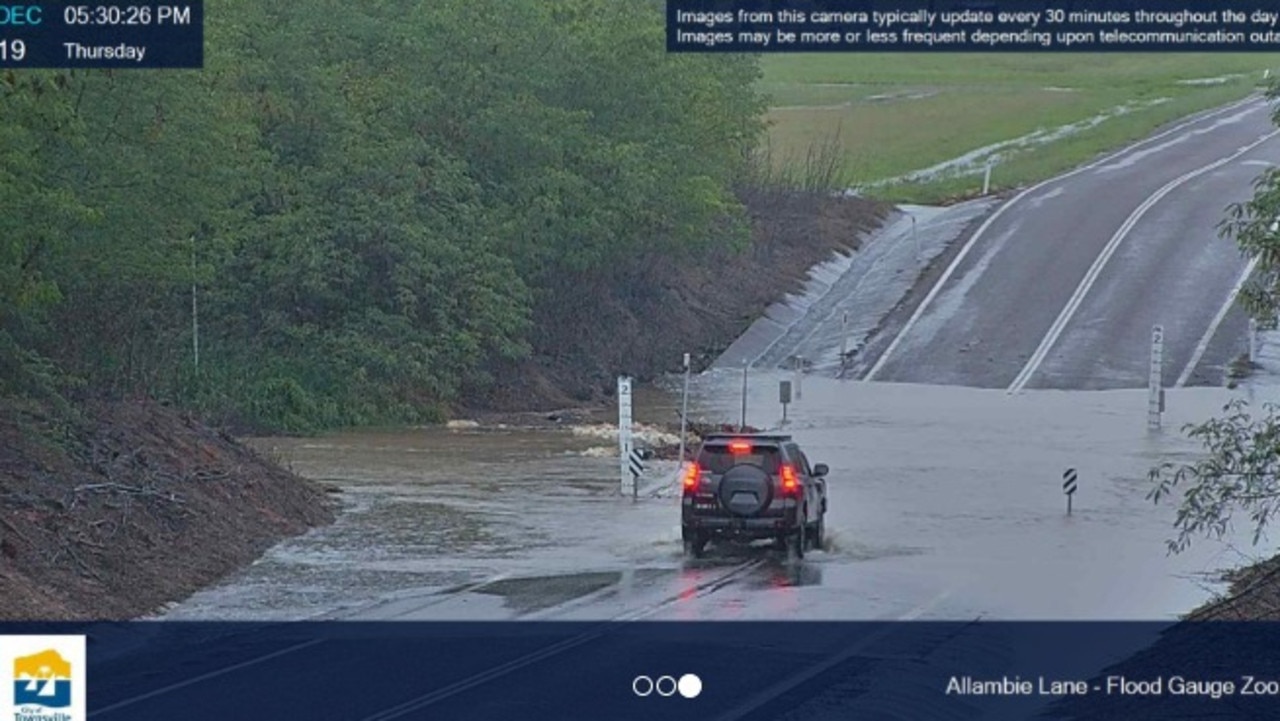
<box><xmin>718</xmin><ymin>464</ymin><xmax>772</xmax><ymax>517</ymax></box>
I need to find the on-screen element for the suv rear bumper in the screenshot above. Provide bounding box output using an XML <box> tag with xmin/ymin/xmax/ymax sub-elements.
<box><xmin>683</xmin><ymin>512</ymin><xmax>798</xmax><ymax>540</ymax></box>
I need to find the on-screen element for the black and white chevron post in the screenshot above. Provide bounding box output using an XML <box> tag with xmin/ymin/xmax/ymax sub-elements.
<box><xmin>1063</xmin><ymin>468</ymin><xmax>1078</xmax><ymax>515</ymax></box>
<box><xmin>628</xmin><ymin>449</ymin><xmax>645</xmax><ymax>482</ymax></box>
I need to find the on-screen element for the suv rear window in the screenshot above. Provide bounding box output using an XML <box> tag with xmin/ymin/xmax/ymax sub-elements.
<box><xmin>698</xmin><ymin>444</ymin><xmax>781</xmax><ymax>474</ymax></box>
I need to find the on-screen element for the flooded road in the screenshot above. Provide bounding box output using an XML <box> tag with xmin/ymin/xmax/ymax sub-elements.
<box><xmin>168</xmin><ymin>369</ymin><xmax>1280</xmax><ymax>622</ymax></box>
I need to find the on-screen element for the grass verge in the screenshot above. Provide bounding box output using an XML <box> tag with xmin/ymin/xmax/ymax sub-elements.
<box><xmin>760</xmin><ymin>54</ymin><xmax>1280</xmax><ymax>204</ymax></box>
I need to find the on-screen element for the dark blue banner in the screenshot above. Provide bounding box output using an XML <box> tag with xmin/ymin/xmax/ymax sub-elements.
<box><xmin>0</xmin><ymin>2</ymin><xmax>202</xmax><ymax>68</ymax></box>
<box><xmin>0</xmin><ymin>621</ymin><xmax>1278</xmax><ymax>719</ymax></box>
<box><xmin>668</xmin><ymin>0</ymin><xmax>1280</xmax><ymax>52</ymax></box>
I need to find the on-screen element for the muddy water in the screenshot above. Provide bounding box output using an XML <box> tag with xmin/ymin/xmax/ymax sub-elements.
<box><xmin>168</xmin><ymin>368</ymin><xmax>1280</xmax><ymax>621</ymax></box>
<box><xmin>166</xmin><ymin>386</ymin><xmax>706</xmax><ymax>620</ymax></box>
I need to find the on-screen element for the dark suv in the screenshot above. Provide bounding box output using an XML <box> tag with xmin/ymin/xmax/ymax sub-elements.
<box><xmin>681</xmin><ymin>433</ymin><xmax>828</xmax><ymax>559</ymax></box>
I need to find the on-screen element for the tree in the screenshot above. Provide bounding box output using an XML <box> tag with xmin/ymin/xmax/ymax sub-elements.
<box><xmin>0</xmin><ymin>0</ymin><xmax>766</xmax><ymax>432</ymax></box>
<box><xmin>1148</xmin><ymin>83</ymin><xmax>1280</xmax><ymax>552</ymax></box>
<box><xmin>1149</xmin><ymin>400</ymin><xmax>1280</xmax><ymax>553</ymax></box>
<box><xmin>0</xmin><ymin>70</ymin><xmax>92</xmax><ymax>397</ymax></box>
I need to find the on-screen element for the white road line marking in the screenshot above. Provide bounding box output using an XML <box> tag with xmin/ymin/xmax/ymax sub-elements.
<box><xmin>360</xmin><ymin>559</ymin><xmax>765</xmax><ymax>721</ymax></box>
<box><xmin>1177</xmin><ymin>256</ymin><xmax>1259</xmax><ymax>387</ymax></box>
<box><xmin>359</xmin><ymin>631</ymin><xmax>609</xmax><ymax>721</ymax></box>
<box><xmin>1007</xmin><ymin>128</ymin><xmax>1280</xmax><ymax>394</ymax></box>
<box><xmin>91</xmin><ymin>561</ymin><xmax>764</xmax><ymax>718</ymax></box>
<box><xmin>864</xmin><ymin>95</ymin><xmax>1264</xmax><ymax>382</ymax></box>
<box><xmin>713</xmin><ymin>590</ymin><xmax>954</xmax><ymax>721</ymax></box>
<box><xmin>90</xmin><ymin>639</ymin><xmax>325</xmax><ymax>717</ymax></box>
<box><xmin>313</xmin><ymin>572</ymin><xmax>517</xmax><ymax>621</ymax></box>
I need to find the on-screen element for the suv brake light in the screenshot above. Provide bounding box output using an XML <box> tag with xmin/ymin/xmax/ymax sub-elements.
<box><xmin>682</xmin><ymin>463</ymin><xmax>701</xmax><ymax>491</ymax></box>
<box><xmin>780</xmin><ymin>464</ymin><xmax>799</xmax><ymax>494</ymax></box>
<box><xmin>728</xmin><ymin>440</ymin><xmax>752</xmax><ymax>454</ymax></box>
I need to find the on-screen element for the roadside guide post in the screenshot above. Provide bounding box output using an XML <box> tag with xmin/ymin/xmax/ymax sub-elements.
<box><xmin>740</xmin><ymin>362</ymin><xmax>749</xmax><ymax>431</ymax></box>
<box><xmin>779</xmin><ymin>380</ymin><xmax>792</xmax><ymax>426</ymax></box>
<box><xmin>1148</xmin><ymin>325</ymin><xmax>1164</xmax><ymax>430</ymax></box>
<box><xmin>793</xmin><ymin>355</ymin><xmax>803</xmax><ymax>400</ymax></box>
<box><xmin>982</xmin><ymin>163</ymin><xmax>992</xmax><ymax>195</ymax></box>
<box><xmin>190</xmin><ymin>235</ymin><xmax>199</xmax><ymax>371</ymax></box>
<box><xmin>1250</xmin><ymin>317</ymin><xmax>1258</xmax><ymax>364</ymax></box>
<box><xmin>840</xmin><ymin>312</ymin><xmax>849</xmax><ymax>363</ymax></box>
<box><xmin>618</xmin><ymin>376</ymin><xmax>633</xmax><ymax>498</ymax></box>
<box><xmin>911</xmin><ymin>213</ymin><xmax>920</xmax><ymax>264</ymax></box>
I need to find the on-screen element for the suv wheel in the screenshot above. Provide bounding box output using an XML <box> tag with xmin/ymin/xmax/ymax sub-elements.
<box><xmin>812</xmin><ymin>517</ymin><xmax>825</xmax><ymax>552</ymax></box>
<box><xmin>786</xmin><ymin>518</ymin><xmax>806</xmax><ymax>561</ymax></box>
<box><xmin>683</xmin><ymin>530</ymin><xmax>707</xmax><ymax>559</ymax></box>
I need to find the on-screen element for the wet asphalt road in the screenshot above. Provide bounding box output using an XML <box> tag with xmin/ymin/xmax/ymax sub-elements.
<box><xmin>863</xmin><ymin>96</ymin><xmax>1280</xmax><ymax>390</ymax></box>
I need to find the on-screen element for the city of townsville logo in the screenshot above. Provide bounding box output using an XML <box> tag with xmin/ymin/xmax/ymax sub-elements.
<box><xmin>1</xmin><ymin>636</ymin><xmax>85</xmax><ymax>721</ymax></box>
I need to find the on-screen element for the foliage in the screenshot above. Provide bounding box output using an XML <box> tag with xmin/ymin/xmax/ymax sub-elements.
<box><xmin>0</xmin><ymin>0</ymin><xmax>765</xmax><ymax>432</ymax></box>
<box><xmin>1220</xmin><ymin>84</ymin><xmax>1280</xmax><ymax>330</ymax></box>
<box><xmin>1149</xmin><ymin>400</ymin><xmax>1280</xmax><ymax>554</ymax></box>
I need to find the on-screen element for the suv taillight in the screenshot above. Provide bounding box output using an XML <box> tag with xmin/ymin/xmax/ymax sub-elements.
<box><xmin>780</xmin><ymin>464</ymin><xmax>799</xmax><ymax>494</ymax></box>
<box><xmin>682</xmin><ymin>463</ymin><xmax>701</xmax><ymax>492</ymax></box>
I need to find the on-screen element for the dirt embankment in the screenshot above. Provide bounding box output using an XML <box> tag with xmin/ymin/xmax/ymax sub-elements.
<box><xmin>0</xmin><ymin>399</ymin><xmax>335</xmax><ymax>620</ymax></box>
<box><xmin>1184</xmin><ymin>555</ymin><xmax>1280</xmax><ymax>620</ymax></box>
<box><xmin>1041</xmin><ymin>559</ymin><xmax>1280</xmax><ymax>720</ymax></box>
<box><xmin>473</xmin><ymin>189</ymin><xmax>892</xmax><ymax>412</ymax></box>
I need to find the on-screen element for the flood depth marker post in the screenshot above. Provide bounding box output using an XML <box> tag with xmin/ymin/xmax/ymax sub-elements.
<box><xmin>1063</xmin><ymin>468</ymin><xmax>1078</xmax><ymax>516</ymax></box>
<box><xmin>618</xmin><ymin>375</ymin><xmax>634</xmax><ymax>498</ymax></box>
<box><xmin>677</xmin><ymin>353</ymin><xmax>691</xmax><ymax>478</ymax></box>
<box><xmin>1149</xmin><ymin>325</ymin><xmax>1164</xmax><ymax>430</ymax></box>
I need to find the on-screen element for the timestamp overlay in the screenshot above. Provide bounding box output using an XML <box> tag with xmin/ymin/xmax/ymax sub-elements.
<box><xmin>0</xmin><ymin>2</ymin><xmax>202</xmax><ymax>68</ymax></box>
<box><xmin>668</xmin><ymin>0</ymin><xmax>1280</xmax><ymax>52</ymax></box>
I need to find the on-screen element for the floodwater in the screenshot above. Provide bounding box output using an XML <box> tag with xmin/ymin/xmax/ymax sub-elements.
<box><xmin>166</xmin><ymin>368</ymin><xmax>1280</xmax><ymax>622</ymax></box>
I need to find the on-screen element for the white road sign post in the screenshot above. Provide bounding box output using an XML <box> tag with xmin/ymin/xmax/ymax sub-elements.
<box><xmin>190</xmin><ymin>235</ymin><xmax>199</xmax><ymax>371</ymax></box>
<box><xmin>618</xmin><ymin>376</ymin><xmax>634</xmax><ymax>497</ymax></box>
<box><xmin>1148</xmin><ymin>325</ymin><xmax>1164</xmax><ymax>430</ymax></box>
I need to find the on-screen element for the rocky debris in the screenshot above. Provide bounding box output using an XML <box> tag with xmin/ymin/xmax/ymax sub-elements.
<box><xmin>637</xmin><ymin>420</ymin><xmax>765</xmax><ymax>460</ymax></box>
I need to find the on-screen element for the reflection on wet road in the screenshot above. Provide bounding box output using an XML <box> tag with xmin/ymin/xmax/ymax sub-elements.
<box><xmin>168</xmin><ymin>371</ymin><xmax>1280</xmax><ymax>622</ymax></box>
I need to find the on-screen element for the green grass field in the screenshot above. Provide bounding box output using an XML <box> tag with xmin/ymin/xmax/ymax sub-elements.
<box><xmin>760</xmin><ymin>54</ymin><xmax>1280</xmax><ymax>203</ymax></box>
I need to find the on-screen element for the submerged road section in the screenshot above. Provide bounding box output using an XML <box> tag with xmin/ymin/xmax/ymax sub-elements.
<box><xmin>861</xmin><ymin>96</ymin><xmax>1280</xmax><ymax>390</ymax></box>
